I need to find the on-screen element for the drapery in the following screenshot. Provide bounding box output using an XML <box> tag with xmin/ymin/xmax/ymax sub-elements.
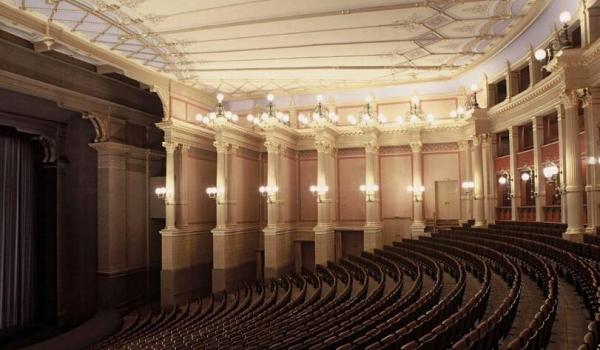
<box><xmin>0</xmin><ymin>127</ymin><xmax>36</xmax><ymax>330</ymax></box>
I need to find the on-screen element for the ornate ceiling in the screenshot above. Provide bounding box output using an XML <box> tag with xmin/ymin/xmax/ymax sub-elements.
<box><xmin>0</xmin><ymin>0</ymin><xmax>546</xmax><ymax>98</ymax></box>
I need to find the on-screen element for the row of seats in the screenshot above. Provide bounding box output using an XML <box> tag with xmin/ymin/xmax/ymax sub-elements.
<box><xmin>89</xmin><ymin>221</ymin><xmax>600</xmax><ymax>350</ymax></box>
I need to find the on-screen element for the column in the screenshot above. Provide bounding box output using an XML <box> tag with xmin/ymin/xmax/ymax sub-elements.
<box><xmin>263</xmin><ymin>140</ymin><xmax>292</xmax><ymax>278</ymax></box>
<box><xmin>175</xmin><ymin>144</ymin><xmax>190</xmax><ymax>228</ymax></box>
<box><xmin>212</xmin><ymin>140</ymin><xmax>238</xmax><ymax>292</ymax></box>
<box><xmin>162</xmin><ymin>141</ymin><xmax>177</xmax><ymax>229</ymax></box>
<box><xmin>562</xmin><ymin>90</ymin><xmax>585</xmax><ymax>240</ymax></box>
<box><xmin>314</xmin><ymin>138</ymin><xmax>335</xmax><ymax>265</ymax></box>
<box><xmin>481</xmin><ymin>134</ymin><xmax>491</xmax><ymax>223</ymax></box>
<box><xmin>508</xmin><ymin>126</ymin><xmax>520</xmax><ymax>220</ymax></box>
<box><xmin>472</xmin><ymin>135</ymin><xmax>485</xmax><ymax>227</ymax></box>
<box><xmin>363</xmin><ymin>140</ymin><xmax>382</xmax><ymax>252</ymax></box>
<box><xmin>557</xmin><ymin>106</ymin><xmax>568</xmax><ymax>223</ymax></box>
<box><xmin>458</xmin><ymin>141</ymin><xmax>473</xmax><ymax>222</ymax></box>
<box><xmin>90</xmin><ymin>142</ymin><xmax>128</xmax><ymax>307</ymax></box>
<box><xmin>584</xmin><ymin>88</ymin><xmax>600</xmax><ymax>233</ymax></box>
<box><xmin>532</xmin><ymin>117</ymin><xmax>545</xmax><ymax>222</ymax></box>
<box><xmin>483</xmin><ymin>134</ymin><xmax>497</xmax><ymax>224</ymax></box>
<box><xmin>410</xmin><ymin>142</ymin><xmax>425</xmax><ymax>236</ymax></box>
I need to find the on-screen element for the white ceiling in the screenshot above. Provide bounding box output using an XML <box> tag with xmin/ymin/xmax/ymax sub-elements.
<box><xmin>1</xmin><ymin>0</ymin><xmax>544</xmax><ymax>99</ymax></box>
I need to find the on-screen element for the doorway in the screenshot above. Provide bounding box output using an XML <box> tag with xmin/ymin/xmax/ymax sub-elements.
<box><xmin>435</xmin><ymin>180</ymin><xmax>460</xmax><ymax>220</ymax></box>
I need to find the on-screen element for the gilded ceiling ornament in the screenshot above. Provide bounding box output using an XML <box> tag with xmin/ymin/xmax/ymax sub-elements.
<box><xmin>391</xmin><ymin>14</ymin><xmax>421</xmax><ymax>33</ymax></box>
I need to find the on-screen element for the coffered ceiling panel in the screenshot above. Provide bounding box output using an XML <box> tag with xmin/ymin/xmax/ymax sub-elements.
<box><xmin>0</xmin><ymin>0</ymin><xmax>546</xmax><ymax>98</ymax></box>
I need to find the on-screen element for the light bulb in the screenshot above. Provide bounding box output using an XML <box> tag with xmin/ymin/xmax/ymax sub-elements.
<box><xmin>521</xmin><ymin>172</ymin><xmax>530</xmax><ymax>181</ymax></box>
<box><xmin>410</xmin><ymin>115</ymin><xmax>418</xmax><ymax>124</ymax></box>
<box><xmin>259</xmin><ymin>186</ymin><xmax>266</xmax><ymax>193</ymax></box>
<box><xmin>534</xmin><ymin>49</ymin><xmax>547</xmax><ymax>61</ymax></box>
<box><xmin>232</xmin><ymin>114</ymin><xmax>239</xmax><ymax>122</ymax></box>
<box><xmin>498</xmin><ymin>176</ymin><xmax>507</xmax><ymax>185</ymax></box>
<box><xmin>316</xmin><ymin>94</ymin><xmax>323</xmax><ymax>102</ymax></box>
<box><xmin>216</xmin><ymin>93</ymin><xmax>224</xmax><ymax>102</ymax></box>
<box><xmin>450</xmin><ymin>110</ymin><xmax>458</xmax><ymax>118</ymax></box>
<box><xmin>457</xmin><ymin>107</ymin><xmax>465</xmax><ymax>114</ymax></box>
<box><xmin>196</xmin><ymin>113</ymin><xmax>204</xmax><ymax>121</ymax></box>
<box><xmin>365</xmin><ymin>96</ymin><xmax>372</xmax><ymax>103</ymax></box>
<box><xmin>588</xmin><ymin>156</ymin><xmax>597</xmax><ymax>165</ymax></box>
<box><xmin>267</xmin><ymin>94</ymin><xmax>274</xmax><ymax>102</ymax></box>
<box><xmin>559</xmin><ymin>11</ymin><xmax>571</xmax><ymax>24</ymax></box>
<box><xmin>426</xmin><ymin>114</ymin><xmax>434</xmax><ymax>123</ymax></box>
<box><xmin>396</xmin><ymin>116</ymin><xmax>404</xmax><ymax>125</ymax></box>
<box><xmin>360</xmin><ymin>185</ymin><xmax>366</xmax><ymax>192</ymax></box>
<box><xmin>470</xmin><ymin>84</ymin><xmax>478</xmax><ymax>92</ymax></box>
<box><xmin>411</xmin><ymin>95</ymin><xmax>420</xmax><ymax>104</ymax></box>
<box><xmin>348</xmin><ymin>115</ymin><xmax>357</xmax><ymax>125</ymax></box>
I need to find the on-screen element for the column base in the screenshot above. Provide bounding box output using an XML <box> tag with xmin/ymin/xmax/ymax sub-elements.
<box><xmin>585</xmin><ymin>226</ymin><xmax>598</xmax><ymax>235</ymax></box>
<box><xmin>410</xmin><ymin>221</ymin><xmax>426</xmax><ymax>238</ymax></box>
<box><xmin>473</xmin><ymin>221</ymin><xmax>486</xmax><ymax>228</ymax></box>
<box><xmin>563</xmin><ymin>228</ymin><xmax>586</xmax><ymax>243</ymax></box>
<box><xmin>314</xmin><ymin>224</ymin><xmax>335</xmax><ymax>265</ymax></box>
<box><xmin>263</xmin><ymin>226</ymin><xmax>294</xmax><ymax>279</ymax></box>
<box><xmin>363</xmin><ymin>223</ymin><xmax>383</xmax><ymax>252</ymax></box>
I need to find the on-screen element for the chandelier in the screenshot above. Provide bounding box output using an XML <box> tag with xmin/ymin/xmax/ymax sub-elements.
<box><xmin>246</xmin><ymin>94</ymin><xmax>290</xmax><ymax>128</ymax></box>
<box><xmin>298</xmin><ymin>95</ymin><xmax>339</xmax><ymax>127</ymax></box>
<box><xmin>196</xmin><ymin>93</ymin><xmax>239</xmax><ymax>126</ymax></box>
<box><xmin>348</xmin><ymin>96</ymin><xmax>387</xmax><ymax>127</ymax></box>
<box><xmin>396</xmin><ymin>95</ymin><xmax>434</xmax><ymax>126</ymax></box>
<box><xmin>450</xmin><ymin>84</ymin><xmax>479</xmax><ymax>119</ymax></box>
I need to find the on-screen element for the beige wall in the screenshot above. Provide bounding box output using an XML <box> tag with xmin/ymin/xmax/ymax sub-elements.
<box><xmin>336</xmin><ymin>148</ymin><xmax>366</xmax><ymax>226</ymax></box>
<box><xmin>422</xmin><ymin>144</ymin><xmax>461</xmax><ymax>219</ymax></box>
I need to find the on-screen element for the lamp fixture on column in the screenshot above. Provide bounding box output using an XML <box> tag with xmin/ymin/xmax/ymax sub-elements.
<box><xmin>196</xmin><ymin>93</ymin><xmax>239</xmax><ymax>126</ymax></box>
<box><xmin>534</xmin><ymin>10</ymin><xmax>573</xmax><ymax>65</ymax></box>
<box><xmin>498</xmin><ymin>171</ymin><xmax>514</xmax><ymax>199</ymax></box>
<box><xmin>259</xmin><ymin>185</ymin><xmax>279</xmax><ymax>203</ymax></box>
<box><xmin>404</xmin><ymin>95</ymin><xmax>435</xmax><ymax>125</ymax></box>
<box><xmin>359</xmin><ymin>184</ymin><xmax>379</xmax><ymax>202</ymax></box>
<box><xmin>348</xmin><ymin>96</ymin><xmax>387</xmax><ymax>127</ymax></box>
<box><xmin>542</xmin><ymin>161</ymin><xmax>563</xmax><ymax>199</ymax></box>
<box><xmin>309</xmin><ymin>185</ymin><xmax>329</xmax><ymax>203</ymax></box>
<box><xmin>298</xmin><ymin>95</ymin><xmax>339</xmax><ymax>127</ymax></box>
<box><xmin>154</xmin><ymin>186</ymin><xmax>168</xmax><ymax>199</ymax></box>
<box><xmin>206</xmin><ymin>186</ymin><xmax>224</xmax><ymax>203</ymax></box>
<box><xmin>246</xmin><ymin>94</ymin><xmax>290</xmax><ymax>128</ymax></box>
<box><xmin>461</xmin><ymin>181</ymin><xmax>474</xmax><ymax>195</ymax></box>
<box><xmin>521</xmin><ymin>166</ymin><xmax>537</xmax><ymax>198</ymax></box>
<box><xmin>407</xmin><ymin>185</ymin><xmax>425</xmax><ymax>202</ymax></box>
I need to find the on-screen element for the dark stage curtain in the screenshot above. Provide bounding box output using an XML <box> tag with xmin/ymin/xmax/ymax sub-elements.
<box><xmin>0</xmin><ymin>127</ymin><xmax>36</xmax><ymax>330</ymax></box>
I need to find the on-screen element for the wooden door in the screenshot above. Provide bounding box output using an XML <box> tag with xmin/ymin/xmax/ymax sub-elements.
<box><xmin>435</xmin><ymin>180</ymin><xmax>460</xmax><ymax>220</ymax></box>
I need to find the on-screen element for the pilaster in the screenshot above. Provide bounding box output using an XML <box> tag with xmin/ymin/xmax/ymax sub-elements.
<box><xmin>410</xmin><ymin>141</ymin><xmax>425</xmax><ymax>236</ymax></box>
<box><xmin>363</xmin><ymin>137</ymin><xmax>382</xmax><ymax>252</ymax></box>
<box><xmin>532</xmin><ymin>116</ymin><xmax>545</xmax><ymax>222</ymax></box>
<box><xmin>583</xmin><ymin>88</ymin><xmax>600</xmax><ymax>233</ymax></box>
<box><xmin>458</xmin><ymin>140</ymin><xmax>473</xmax><ymax>222</ymax></box>
<box><xmin>482</xmin><ymin>134</ymin><xmax>496</xmax><ymax>224</ymax></box>
<box><xmin>561</xmin><ymin>90</ymin><xmax>585</xmax><ymax>240</ymax></box>
<box><xmin>472</xmin><ymin>135</ymin><xmax>485</xmax><ymax>227</ymax></box>
<box><xmin>508</xmin><ymin>126</ymin><xmax>520</xmax><ymax>220</ymax></box>
<box><xmin>314</xmin><ymin>135</ymin><xmax>335</xmax><ymax>265</ymax></box>
<box><xmin>557</xmin><ymin>105</ymin><xmax>568</xmax><ymax>223</ymax></box>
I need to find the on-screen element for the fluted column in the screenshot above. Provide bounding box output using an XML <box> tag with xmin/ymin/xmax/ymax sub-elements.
<box><xmin>483</xmin><ymin>134</ymin><xmax>497</xmax><ymax>224</ymax></box>
<box><xmin>532</xmin><ymin>116</ymin><xmax>545</xmax><ymax>222</ymax></box>
<box><xmin>584</xmin><ymin>88</ymin><xmax>600</xmax><ymax>233</ymax></box>
<box><xmin>175</xmin><ymin>144</ymin><xmax>190</xmax><ymax>228</ymax></box>
<box><xmin>162</xmin><ymin>141</ymin><xmax>177</xmax><ymax>229</ymax></box>
<box><xmin>556</xmin><ymin>106</ymin><xmax>568</xmax><ymax>223</ymax></box>
<box><xmin>410</xmin><ymin>142</ymin><xmax>425</xmax><ymax>236</ymax></box>
<box><xmin>363</xmin><ymin>140</ymin><xmax>382</xmax><ymax>252</ymax></box>
<box><xmin>472</xmin><ymin>135</ymin><xmax>485</xmax><ymax>227</ymax></box>
<box><xmin>458</xmin><ymin>141</ymin><xmax>473</xmax><ymax>222</ymax></box>
<box><xmin>263</xmin><ymin>140</ymin><xmax>292</xmax><ymax>278</ymax></box>
<box><xmin>314</xmin><ymin>138</ymin><xmax>335</xmax><ymax>265</ymax></box>
<box><xmin>213</xmin><ymin>140</ymin><xmax>235</xmax><ymax>228</ymax></box>
<box><xmin>562</xmin><ymin>91</ymin><xmax>585</xmax><ymax>240</ymax></box>
<box><xmin>508</xmin><ymin>126</ymin><xmax>520</xmax><ymax>220</ymax></box>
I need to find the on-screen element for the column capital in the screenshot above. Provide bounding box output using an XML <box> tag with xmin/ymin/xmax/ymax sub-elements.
<box><xmin>560</xmin><ymin>89</ymin><xmax>581</xmax><ymax>109</ymax></box>
<box><xmin>363</xmin><ymin>141</ymin><xmax>379</xmax><ymax>154</ymax></box>
<box><xmin>314</xmin><ymin>140</ymin><xmax>332</xmax><ymax>154</ymax></box>
<box><xmin>213</xmin><ymin>140</ymin><xmax>232</xmax><ymax>154</ymax></box>
<box><xmin>162</xmin><ymin>141</ymin><xmax>178</xmax><ymax>154</ymax></box>
<box><xmin>264</xmin><ymin>140</ymin><xmax>283</xmax><ymax>154</ymax></box>
<box><xmin>471</xmin><ymin>134</ymin><xmax>482</xmax><ymax>146</ymax></box>
<box><xmin>409</xmin><ymin>141</ymin><xmax>422</xmax><ymax>153</ymax></box>
<box><xmin>178</xmin><ymin>143</ymin><xmax>191</xmax><ymax>153</ymax></box>
<box><xmin>457</xmin><ymin>140</ymin><xmax>470</xmax><ymax>151</ymax></box>
<box><xmin>531</xmin><ymin>115</ymin><xmax>543</xmax><ymax>129</ymax></box>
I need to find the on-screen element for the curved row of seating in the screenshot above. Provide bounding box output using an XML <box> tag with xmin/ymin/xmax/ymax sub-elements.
<box><xmin>89</xmin><ymin>221</ymin><xmax>600</xmax><ymax>350</ymax></box>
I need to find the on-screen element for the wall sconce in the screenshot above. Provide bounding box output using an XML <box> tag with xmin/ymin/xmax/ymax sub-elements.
<box><xmin>154</xmin><ymin>187</ymin><xmax>168</xmax><ymax>199</ymax></box>
<box><xmin>521</xmin><ymin>166</ymin><xmax>537</xmax><ymax>198</ymax></box>
<box><xmin>206</xmin><ymin>186</ymin><xmax>224</xmax><ymax>203</ymax></box>
<box><xmin>406</xmin><ymin>185</ymin><xmax>425</xmax><ymax>202</ymax></box>
<box><xmin>534</xmin><ymin>10</ymin><xmax>573</xmax><ymax>66</ymax></box>
<box><xmin>259</xmin><ymin>185</ymin><xmax>279</xmax><ymax>203</ymax></box>
<box><xmin>310</xmin><ymin>185</ymin><xmax>329</xmax><ymax>203</ymax></box>
<box><xmin>542</xmin><ymin>162</ymin><xmax>563</xmax><ymax>199</ymax></box>
<box><xmin>359</xmin><ymin>184</ymin><xmax>379</xmax><ymax>202</ymax></box>
<box><xmin>498</xmin><ymin>171</ymin><xmax>514</xmax><ymax>199</ymax></box>
<box><xmin>461</xmin><ymin>181</ymin><xmax>474</xmax><ymax>196</ymax></box>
